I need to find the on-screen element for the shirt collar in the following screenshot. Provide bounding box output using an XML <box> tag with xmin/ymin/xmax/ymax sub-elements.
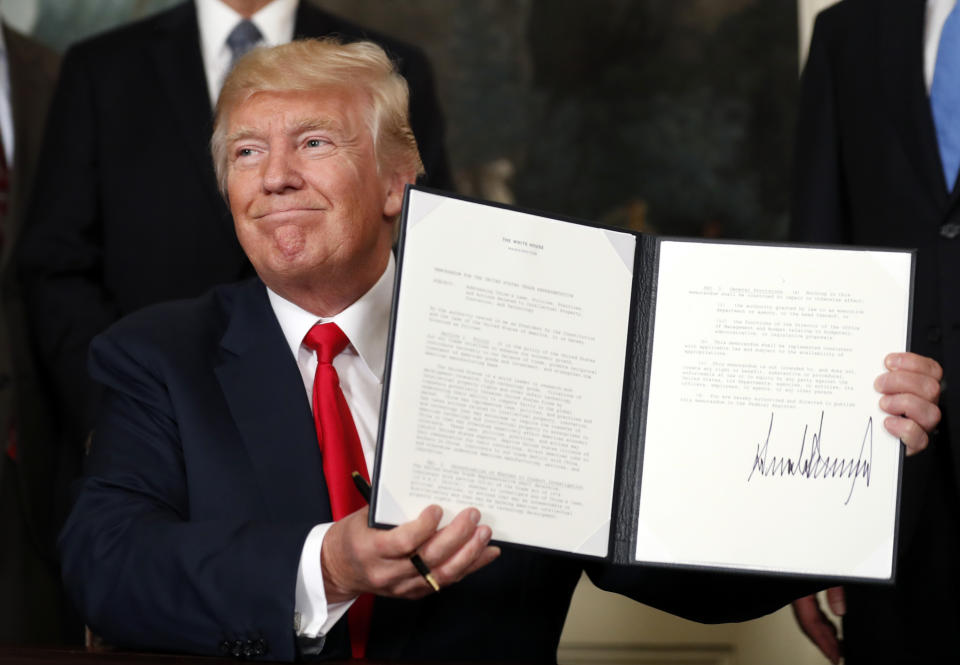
<box><xmin>196</xmin><ymin>0</ymin><xmax>297</xmax><ymax>71</ymax></box>
<box><xmin>267</xmin><ymin>253</ymin><xmax>396</xmax><ymax>382</ymax></box>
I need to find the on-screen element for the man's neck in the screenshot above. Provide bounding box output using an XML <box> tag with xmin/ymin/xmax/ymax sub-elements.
<box><xmin>267</xmin><ymin>254</ymin><xmax>391</xmax><ymax>319</ymax></box>
<box><xmin>218</xmin><ymin>0</ymin><xmax>276</xmax><ymax>19</ymax></box>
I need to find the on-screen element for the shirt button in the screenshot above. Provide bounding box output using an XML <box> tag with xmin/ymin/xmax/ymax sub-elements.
<box><xmin>941</xmin><ymin>221</ymin><xmax>960</xmax><ymax>239</ymax></box>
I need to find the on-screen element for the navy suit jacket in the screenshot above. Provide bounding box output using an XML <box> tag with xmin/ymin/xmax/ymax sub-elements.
<box><xmin>60</xmin><ymin>278</ymin><xmax>811</xmax><ymax>662</ymax></box>
<box><xmin>793</xmin><ymin>1</ymin><xmax>960</xmax><ymax>661</ymax></box>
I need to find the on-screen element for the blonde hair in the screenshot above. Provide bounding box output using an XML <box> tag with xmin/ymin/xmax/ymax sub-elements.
<box><xmin>211</xmin><ymin>38</ymin><xmax>424</xmax><ymax>195</ymax></box>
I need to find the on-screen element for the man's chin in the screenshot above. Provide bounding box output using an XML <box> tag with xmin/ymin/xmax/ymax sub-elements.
<box><xmin>271</xmin><ymin>225</ymin><xmax>309</xmax><ymax>259</ymax></box>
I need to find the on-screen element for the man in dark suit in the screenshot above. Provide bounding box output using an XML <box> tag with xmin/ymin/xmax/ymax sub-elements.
<box><xmin>790</xmin><ymin>1</ymin><xmax>960</xmax><ymax>663</ymax></box>
<box><xmin>59</xmin><ymin>37</ymin><xmax>943</xmax><ymax>662</ymax></box>
<box><xmin>17</xmin><ymin>0</ymin><xmax>452</xmax><ymax>461</ymax></box>
<box><xmin>0</xmin><ymin>24</ymin><xmax>68</xmax><ymax>643</ymax></box>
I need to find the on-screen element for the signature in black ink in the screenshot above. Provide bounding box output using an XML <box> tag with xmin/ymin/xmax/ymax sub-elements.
<box><xmin>747</xmin><ymin>411</ymin><xmax>873</xmax><ymax>505</ymax></box>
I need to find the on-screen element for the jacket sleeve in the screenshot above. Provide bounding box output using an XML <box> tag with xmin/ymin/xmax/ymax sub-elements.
<box><xmin>583</xmin><ymin>561</ymin><xmax>818</xmax><ymax>625</ymax></box>
<box><xmin>59</xmin><ymin>329</ymin><xmax>314</xmax><ymax>662</ymax></box>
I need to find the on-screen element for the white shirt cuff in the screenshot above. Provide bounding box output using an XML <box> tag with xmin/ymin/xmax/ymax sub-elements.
<box><xmin>294</xmin><ymin>523</ymin><xmax>355</xmax><ymax>637</ymax></box>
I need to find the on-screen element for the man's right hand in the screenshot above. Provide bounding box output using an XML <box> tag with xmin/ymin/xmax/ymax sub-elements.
<box><xmin>320</xmin><ymin>505</ymin><xmax>500</xmax><ymax>602</ymax></box>
<box><xmin>791</xmin><ymin>587</ymin><xmax>845</xmax><ymax>664</ymax></box>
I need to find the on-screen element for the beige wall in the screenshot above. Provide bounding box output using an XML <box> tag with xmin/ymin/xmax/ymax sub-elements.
<box><xmin>559</xmin><ymin>574</ymin><xmax>835</xmax><ymax>665</ymax></box>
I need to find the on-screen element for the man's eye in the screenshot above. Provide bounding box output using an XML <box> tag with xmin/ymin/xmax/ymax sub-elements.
<box><xmin>236</xmin><ymin>148</ymin><xmax>256</xmax><ymax>158</ymax></box>
<box><xmin>306</xmin><ymin>138</ymin><xmax>329</xmax><ymax>148</ymax></box>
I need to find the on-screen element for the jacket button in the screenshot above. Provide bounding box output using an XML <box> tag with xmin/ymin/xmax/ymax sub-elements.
<box><xmin>219</xmin><ymin>640</ymin><xmax>231</xmax><ymax>655</ymax></box>
<box><xmin>941</xmin><ymin>221</ymin><xmax>960</xmax><ymax>239</ymax></box>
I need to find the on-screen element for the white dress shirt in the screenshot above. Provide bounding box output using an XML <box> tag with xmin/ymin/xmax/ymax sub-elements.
<box><xmin>267</xmin><ymin>254</ymin><xmax>395</xmax><ymax>639</ymax></box>
<box><xmin>0</xmin><ymin>27</ymin><xmax>14</xmax><ymax>167</ymax></box>
<box><xmin>925</xmin><ymin>0</ymin><xmax>958</xmax><ymax>93</ymax></box>
<box><xmin>195</xmin><ymin>0</ymin><xmax>297</xmax><ymax>107</ymax></box>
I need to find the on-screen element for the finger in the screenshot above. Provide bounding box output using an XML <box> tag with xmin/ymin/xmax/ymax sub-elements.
<box><xmin>791</xmin><ymin>595</ymin><xmax>841</xmax><ymax>665</ymax></box>
<box><xmin>874</xmin><ymin>370</ymin><xmax>941</xmax><ymax>404</ymax></box>
<box><xmin>879</xmin><ymin>393</ymin><xmax>942</xmax><ymax>433</ymax></box>
<box><xmin>460</xmin><ymin>545</ymin><xmax>501</xmax><ymax>578</ymax></box>
<box><xmin>825</xmin><ymin>586</ymin><xmax>846</xmax><ymax>616</ymax></box>
<box><xmin>884</xmin><ymin>415</ymin><xmax>930</xmax><ymax>455</ymax></box>
<box><xmin>429</xmin><ymin>524</ymin><xmax>495</xmax><ymax>587</ymax></box>
<box><xmin>370</xmin><ymin>509</ymin><xmax>484</xmax><ymax>598</ymax></box>
<box><xmin>417</xmin><ymin>508</ymin><xmax>483</xmax><ymax>566</ymax></box>
<box><xmin>390</xmin><ymin>544</ymin><xmax>501</xmax><ymax>599</ymax></box>
<box><xmin>884</xmin><ymin>352</ymin><xmax>943</xmax><ymax>381</ymax></box>
<box><xmin>390</xmin><ymin>571</ymin><xmax>441</xmax><ymax>599</ymax></box>
<box><xmin>791</xmin><ymin>594</ymin><xmax>823</xmax><ymax>627</ymax></box>
<box><xmin>373</xmin><ymin>505</ymin><xmax>443</xmax><ymax>559</ymax></box>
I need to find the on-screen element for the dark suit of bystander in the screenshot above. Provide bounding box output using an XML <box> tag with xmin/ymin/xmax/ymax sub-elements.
<box><xmin>0</xmin><ymin>24</ymin><xmax>65</xmax><ymax>644</ymax></box>
<box><xmin>792</xmin><ymin>1</ymin><xmax>960</xmax><ymax>662</ymax></box>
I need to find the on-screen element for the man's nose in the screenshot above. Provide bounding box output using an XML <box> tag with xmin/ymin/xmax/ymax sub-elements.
<box><xmin>262</xmin><ymin>146</ymin><xmax>305</xmax><ymax>192</ymax></box>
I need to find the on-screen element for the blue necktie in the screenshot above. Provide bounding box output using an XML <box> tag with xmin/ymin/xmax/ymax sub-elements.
<box><xmin>226</xmin><ymin>19</ymin><xmax>262</xmax><ymax>69</ymax></box>
<box><xmin>931</xmin><ymin>3</ymin><xmax>960</xmax><ymax>192</ymax></box>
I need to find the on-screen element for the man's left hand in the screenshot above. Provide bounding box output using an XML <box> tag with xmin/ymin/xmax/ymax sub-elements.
<box><xmin>875</xmin><ymin>351</ymin><xmax>942</xmax><ymax>455</ymax></box>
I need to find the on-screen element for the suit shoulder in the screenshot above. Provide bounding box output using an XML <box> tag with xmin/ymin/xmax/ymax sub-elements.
<box><xmin>810</xmin><ymin>0</ymin><xmax>854</xmax><ymax>41</ymax></box>
<box><xmin>296</xmin><ymin>4</ymin><xmax>431</xmax><ymax>73</ymax></box>
<box><xmin>61</xmin><ymin>2</ymin><xmax>193</xmax><ymax>66</ymax></box>
<box><xmin>807</xmin><ymin>0</ymin><xmax>911</xmax><ymax>66</ymax></box>
<box><xmin>812</xmin><ymin>0</ymin><xmax>894</xmax><ymax>40</ymax></box>
<box><xmin>93</xmin><ymin>279</ymin><xmax>247</xmax><ymax>359</ymax></box>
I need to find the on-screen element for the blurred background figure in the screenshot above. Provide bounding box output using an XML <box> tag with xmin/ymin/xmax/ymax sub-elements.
<box><xmin>790</xmin><ymin>0</ymin><xmax>960</xmax><ymax>662</ymax></box>
<box><xmin>16</xmin><ymin>0</ymin><xmax>452</xmax><ymax>499</ymax></box>
<box><xmin>0</xmin><ymin>20</ymin><xmax>64</xmax><ymax>645</ymax></box>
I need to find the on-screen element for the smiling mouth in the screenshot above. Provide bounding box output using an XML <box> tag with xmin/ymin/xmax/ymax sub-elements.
<box><xmin>254</xmin><ymin>207</ymin><xmax>325</xmax><ymax>221</ymax></box>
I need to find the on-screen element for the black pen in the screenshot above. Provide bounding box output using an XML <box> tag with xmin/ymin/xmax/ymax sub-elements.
<box><xmin>351</xmin><ymin>471</ymin><xmax>440</xmax><ymax>592</ymax></box>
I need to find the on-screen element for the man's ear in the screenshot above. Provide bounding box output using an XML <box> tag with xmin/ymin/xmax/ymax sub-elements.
<box><xmin>383</xmin><ymin>169</ymin><xmax>416</xmax><ymax>219</ymax></box>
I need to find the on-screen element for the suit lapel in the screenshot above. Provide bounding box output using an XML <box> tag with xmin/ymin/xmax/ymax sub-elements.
<box><xmin>147</xmin><ymin>3</ymin><xmax>230</xmax><ymax>228</ymax></box>
<box><xmin>215</xmin><ymin>280</ymin><xmax>333</xmax><ymax>523</ymax></box>
<box><xmin>880</xmin><ymin>0</ymin><xmax>950</xmax><ymax>213</ymax></box>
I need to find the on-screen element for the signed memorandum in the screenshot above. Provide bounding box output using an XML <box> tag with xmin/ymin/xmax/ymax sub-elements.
<box><xmin>371</xmin><ymin>187</ymin><xmax>913</xmax><ymax>582</ymax></box>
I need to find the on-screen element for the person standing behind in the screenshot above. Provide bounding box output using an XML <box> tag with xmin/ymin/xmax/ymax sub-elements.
<box><xmin>790</xmin><ymin>1</ymin><xmax>960</xmax><ymax>662</ymax></box>
<box><xmin>0</xmin><ymin>23</ymin><xmax>64</xmax><ymax>644</ymax></box>
<box><xmin>17</xmin><ymin>0</ymin><xmax>452</xmax><ymax>465</ymax></box>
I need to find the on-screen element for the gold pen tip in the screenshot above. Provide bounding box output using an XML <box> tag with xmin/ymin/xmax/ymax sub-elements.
<box><xmin>425</xmin><ymin>573</ymin><xmax>440</xmax><ymax>592</ymax></box>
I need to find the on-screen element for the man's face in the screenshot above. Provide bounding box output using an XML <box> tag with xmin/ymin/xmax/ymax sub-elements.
<box><xmin>225</xmin><ymin>87</ymin><xmax>407</xmax><ymax>309</ymax></box>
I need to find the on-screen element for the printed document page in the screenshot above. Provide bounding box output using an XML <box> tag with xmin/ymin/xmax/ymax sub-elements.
<box><xmin>375</xmin><ymin>190</ymin><xmax>635</xmax><ymax>557</ymax></box>
<box><xmin>636</xmin><ymin>240</ymin><xmax>911</xmax><ymax>579</ymax></box>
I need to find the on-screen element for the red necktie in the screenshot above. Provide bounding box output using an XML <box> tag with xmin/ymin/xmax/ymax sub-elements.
<box><xmin>303</xmin><ymin>323</ymin><xmax>372</xmax><ymax>659</ymax></box>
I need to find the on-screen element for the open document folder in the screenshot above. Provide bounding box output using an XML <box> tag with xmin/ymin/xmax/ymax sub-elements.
<box><xmin>370</xmin><ymin>186</ymin><xmax>914</xmax><ymax>583</ymax></box>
